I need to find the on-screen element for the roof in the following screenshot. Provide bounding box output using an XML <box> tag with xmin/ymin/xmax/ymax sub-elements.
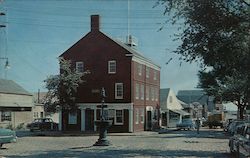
<box><xmin>160</xmin><ymin>88</ymin><xmax>170</xmax><ymax>104</ymax></box>
<box><xmin>177</xmin><ymin>90</ymin><xmax>205</xmax><ymax>96</ymax></box>
<box><xmin>0</xmin><ymin>79</ymin><xmax>32</xmax><ymax>96</ymax></box>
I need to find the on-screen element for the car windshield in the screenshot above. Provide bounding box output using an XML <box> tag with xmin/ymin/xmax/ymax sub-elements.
<box><xmin>182</xmin><ymin>119</ymin><xmax>192</xmax><ymax>123</ymax></box>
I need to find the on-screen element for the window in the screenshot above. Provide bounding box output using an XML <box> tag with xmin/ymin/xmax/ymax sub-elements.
<box><xmin>76</xmin><ymin>61</ymin><xmax>84</xmax><ymax>73</ymax></box>
<box><xmin>153</xmin><ymin>71</ymin><xmax>157</xmax><ymax>80</ymax></box>
<box><xmin>155</xmin><ymin>87</ymin><xmax>158</xmax><ymax>101</ymax></box>
<box><xmin>146</xmin><ymin>67</ymin><xmax>149</xmax><ymax>78</ymax></box>
<box><xmin>1</xmin><ymin>112</ymin><xmax>11</xmax><ymax>121</ymax></box>
<box><xmin>140</xmin><ymin>84</ymin><xmax>144</xmax><ymax>100</ymax></box>
<box><xmin>169</xmin><ymin>96</ymin><xmax>173</xmax><ymax>103</ymax></box>
<box><xmin>103</xmin><ymin>109</ymin><xmax>115</xmax><ymax>120</ymax></box>
<box><xmin>115</xmin><ymin>110</ymin><xmax>123</xmax><ymax>125</ymax></box>
<box><xmin>135</xmin><ymin>108</ymin><xmax>139</xmax><ymax>124</ymax></box>
<box><xmin>135</xmin><ymin>83</ymin><xmax>140</xmax><ymax>99</ymax></box>
<box><xmin>108</xmin><ymin>60</ymin><xmax>116</xmax><ymax>74</ymax></box>
<box><xmin>68</xmin><ymin>112</ymin><xmax>77</xmax><ymax>124</ymax></box>
<box><xmin>115</xmin><ymin>83</ymin><xmax>123</xmax><ymax>99</ymax></box>
<box><xmin>33</xmin><ymin>112</ymin><xmax>38</xmax><ymax>118</ymax></box>
<box><xmin>151</xmin><ymin>87</ymin><xmax>155</xmax><ymax>101</ymax></box>
<box><xmin>146</xmin><ymin>86</ymin><xmax>149</xmax><ymax>100</ymax></box>
<box><xmin>138</xmin><ymin>64</ymin><xmax>142</xmax><ymax>76</ymax></box>
<box><xmin>140</xmin><ymin>108</ymin><xmax>144</xmax><ymax>123</ymax></box>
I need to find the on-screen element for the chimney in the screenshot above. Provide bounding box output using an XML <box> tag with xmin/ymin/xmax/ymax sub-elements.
<box><xmin>91</xmin><ymin>15</ymin><xmax>100</xmax><ymax>32</ymax></box>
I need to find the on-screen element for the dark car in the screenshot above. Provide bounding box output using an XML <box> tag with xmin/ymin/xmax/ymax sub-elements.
<box><xmin>27</xmin><ymin>118</ymin><xmax>58</xmax><ymax>132</ymax></box>
<box><xmin>229</xmin><ymin>124</ymin><xmax>245</xmax><ymax>154</ymax></box>
<box><xmin>0</xmin><ymin>128</ymin><xmax>17</xmax><ymax>148</ymax></box>
<box><xmin>176</xmin><ymin>119</ymin><xmax>195</xmax><ymax>130</ymax></box>
<box><xmin>237</xmin><ymin>123</ymin><xmax>250</xmax><ymax>157</ymax></box>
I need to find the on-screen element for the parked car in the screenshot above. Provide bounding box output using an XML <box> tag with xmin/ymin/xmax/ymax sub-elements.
<box><xmin>0</xmin><ymin>128</ymin><xmax>17</xmax><ymax>148</ymax></box>
<box><xmin>27</xmin><ymin>118</ymin><xmax>58</xmax><ymax>132</ymax></box>
<box><xmin>228</xmin><ymin>120</ymin><xmax>246</xmax><ymax>136</ymax></box>
<box><xmin>237</xmin><ymin>123</ymin><xmax>250</xmax><ymax>157</ymax></box>
<box><xmin>229</xmin><ymin>124</ymin><xmax>245</xmax><ymax>153</ymax></box>
<box><xmin>176</xmin><ymin>119</ymin><xmax>195</xmax><ymax>130</ymax></box>
<box><xmin>223</xmin><ymin>119</ymin><xmax>233</xmax><ymax>132</ymax></box>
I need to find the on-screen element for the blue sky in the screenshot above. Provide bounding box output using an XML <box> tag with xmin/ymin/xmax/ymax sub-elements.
<box><xmin>0</xmin><ymin>0</ymin><xmax>201</xmax><ymax>94</ymax></box>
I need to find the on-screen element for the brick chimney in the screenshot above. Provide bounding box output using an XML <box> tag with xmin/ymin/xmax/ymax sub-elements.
<box><xmin>91</xmin><ymin>15</ymin><xmax>100</xmax><ymax>32</ymax></box>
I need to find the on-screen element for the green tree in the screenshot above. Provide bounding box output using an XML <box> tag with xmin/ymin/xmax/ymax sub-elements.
<box><xmin>157</xmin><ymin>0</ymin><xmax>250</xmax><ymax>119</ymax></box>
<box><xmin>44</xmin><ymin>58</ymin><xmax>87</xmax><ymax>113</ymax></box>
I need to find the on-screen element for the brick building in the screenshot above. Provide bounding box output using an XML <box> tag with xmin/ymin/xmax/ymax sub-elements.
<box><xmin>59</xmin><ymin>15</ymin><xmax>160</xmax><ymax>132</ymax></box>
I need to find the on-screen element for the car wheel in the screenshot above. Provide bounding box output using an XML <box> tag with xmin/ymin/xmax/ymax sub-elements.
<box><xmin>0</xmin><ymin>143</ymin><xmax>3</xmax><ymax>148</ymax></box>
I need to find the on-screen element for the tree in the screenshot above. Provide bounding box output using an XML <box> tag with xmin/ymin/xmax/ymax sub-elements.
<box><xmin>44</xmin><ymin>58</ymin><xmax>87</xmax><ymax>113</ymax></box>
<box><xmin>157</xmin><ymin>0</ymin><xmax>250</xmax><ymax>119</ymax></box>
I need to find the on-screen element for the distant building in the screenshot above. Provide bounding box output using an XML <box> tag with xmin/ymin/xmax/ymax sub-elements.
<box><xmin>177</xmin><ymin>90</ymin><xmax>214</xmax><ymax>115</ymax></box>
<box><xmin>160</xmin><ymin>88</ymin><xmax>189</xmax><ymax>128</ymax></box>
<box><xmin>0</xmin><ymin>79</ymin><xmax>33</xmax><ymax>129</ymax></box>
<box><xmin>59</xmin><ymin>15</ymin><xmax>160</xmax><ymax>132</ymax></box>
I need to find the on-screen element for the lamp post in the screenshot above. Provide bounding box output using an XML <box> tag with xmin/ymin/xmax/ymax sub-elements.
<box><xmin>93</xmin><ymin>87</ymin><xmax>112</xmax><ymax>146</ymax></box>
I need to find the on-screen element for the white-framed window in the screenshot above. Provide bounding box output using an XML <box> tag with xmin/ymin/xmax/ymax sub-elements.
<box><xmin>115</xmin><ymin>83</ymin><xmax>123</xmax><ymax>99</ymax></box>
<box><xmin>1</xmin><ymin>112</ymin><xmax>11</xmax><ymax>121</ymax></box>
<box><xmin>146</xmin><ymin>67</ymin><xmax>149</xmax><ymax>78</ymax></box>
<box><xmin>103</xmin><ymin>109</ymin><xmax>115</xmax><ymax>120</ymax></box>
<box><xmin>138</xmin><ymin>64</ymin><xmax>142</xmax><ymax>76</ymax></box>
<box><xmin>115</xmin><ymin>110</ymin><xmax>123</xmax><ymax>125</ymax></box>
<box><xmin>169</xmin><ymin>96</ymin><xmax>173</xmax><ymax>103</ymax></box>
<box><xmin>146</xmin><ymin>86</ymin><xmax>149</xmax><ymax>100</ymax></box>
<box><xmin>108</xmin><ymin>60</ymin><xmax>116</xmax><ymax>74</ymax></box>
<box><xmin>153</xmin><ymin>71</ymin><xmax>157</xmax><ymax>80</ymax></box>
<box><xmin>135</xmin><ymin>83</ymin><xmax>140</xmax><ymax>100</ymax></box>
<box><xmin>151</xmin><ymin>87</ymin><xmax>155</xmax><ymax>101</ymax></box>
<box><xmin>76</xmin><ymin>61</ymin><xmax>84</xmax><ymax>73</ymax></box>
<box><xmin>155</xmin><ymin>87</ymin><xmax>158</xmax><ymax>101</ymax></box>
<box><xmin>140</xmin><ymin>84</ymin><xmax>144</xmax><ymax>100</ymax></box>
<box><xmin>135</xmin><ymin>108</ymin><xmax>139</xmax><ymax>124</ymax></box>
<box><xmin>68</xmin><ymin>112</ymin><xmax>77</xmax><ymax>124</ymax></box>
<box><xmin>140</xmin><ymin>108</ymin><xmax>144</xmax><ymax>123</ymax></box>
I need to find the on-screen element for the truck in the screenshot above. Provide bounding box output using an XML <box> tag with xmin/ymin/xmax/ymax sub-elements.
<box><xmin>207</xmin><ymin>112</ymin><xmax>224</xmax><ymax>129</ymax></box>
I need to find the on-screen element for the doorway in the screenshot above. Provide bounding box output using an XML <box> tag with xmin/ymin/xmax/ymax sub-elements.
<box><xmin>85</xmin><ymin>109</ymin><xmax>94</xmax><ymax>131</ymax></box>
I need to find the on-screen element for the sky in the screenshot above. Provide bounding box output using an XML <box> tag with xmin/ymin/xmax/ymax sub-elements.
<box><xmin>0</xmin><ymin>0</ymin><xmax>201</xmax><ymax>94</ymax></box>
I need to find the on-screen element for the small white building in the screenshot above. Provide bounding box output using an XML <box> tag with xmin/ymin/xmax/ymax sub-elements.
<box><xmin>160</xmin><ymin>88</ymin><xmax>189</xmax><ymax>128</ymax></box>
<box><xmin>0</xmin><ymin>79</ymin><xmax>34</xmax><ymax>129</ymax></box>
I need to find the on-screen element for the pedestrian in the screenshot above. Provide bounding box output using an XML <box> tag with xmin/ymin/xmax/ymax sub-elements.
<box><xmin>196</xmin><ymin>118</ymin><xmax>201</xmax><ymax>134</ymax></box>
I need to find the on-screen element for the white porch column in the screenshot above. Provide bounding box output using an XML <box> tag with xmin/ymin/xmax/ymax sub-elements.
<box><xmin>81</xmin><ymin>109</ymin><xmax>85</xmax><ymax>131</ymax></box>
<box><xmin>58</xmin><ymin>110</ymin><xmax>62</xmax><ymax>131</ymax></box>
<box><xmin>129</xmin><ymin>109</ymin><xmax>133</xmax><ymax>132</ymax></box>
<box><xmin>94</xmin><ymin>109</ymin><xmax>97</xmax><ymax>131</ymax></box>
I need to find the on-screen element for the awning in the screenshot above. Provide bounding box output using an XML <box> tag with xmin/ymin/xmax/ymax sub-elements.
<box><xmin>170</xmin><ymin>109</ymin><xmax>190</xmax><ymax>116</ymax></box>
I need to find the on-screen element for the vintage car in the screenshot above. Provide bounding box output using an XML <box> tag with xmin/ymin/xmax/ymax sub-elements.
<box><xmin>0</xmin><ymin>128</ymin><xmax>17</xmax><ymax>148</ymax></box>
<box><xmin>229</xmin><ymin>124</ymin><xmax>245</xmax><ymax>153</ymax></box>
<box><xmin>27</xmin><ymin>118</ymin><xmax>58</xmax><ymax>132</ymax></box>
<box><xmin>237</xmin><ymin>123</ymin><xmax>250</xmax><ymax>157</ymax></box>
<box><xmin>176</xmin><ymin>119</ymin><xmax>195</xmax><ymax>130</ymax></box>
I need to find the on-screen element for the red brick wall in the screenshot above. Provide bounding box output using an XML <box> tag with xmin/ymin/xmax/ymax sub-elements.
<box><xmin>62</xmin><ymin>31</ymin><xmax>132</xmax><ymax>103</ymax></box>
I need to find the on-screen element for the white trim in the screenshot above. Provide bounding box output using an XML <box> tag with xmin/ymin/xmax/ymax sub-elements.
<box><xmin>132</xmin><ymin>57</ymin><xmax>160</xmax><ymax>71</ymax></box>
<box><xmin>108</xmin><ymin>60</ymin><xmax>116</xmax><ymax>74</ymax></box>
<box><xmin>58</xmin><ymin>110</ymin><xmax>62</xmax><ymax>131</ymax></box>
<box><xmin>115</xmin><ymin>83</ymin><xmax>124</xmax><ymax>99</ymax></box>
<box><xmin>115</xmin><ymin>109</ymin><xmax>124</xmax><ymax>125</ymax></box>
<box><xmin>129</xmin><ymin>108</ymin><xmax>133</xmax><ymax>132</ymax></box>
<box><xmin>77</xmin><ymin>103</ymin><xmax>133</xmax><ymax>110</ymax></box>
<box><xmin>81</xmin><ymin>109</ymin><xmax>85</xmax><ymax>131</ymax></box>
<box><xmin>94</xmin><ymin>109</ymin><xmax>97</xmax><ymax>131</ymax></box>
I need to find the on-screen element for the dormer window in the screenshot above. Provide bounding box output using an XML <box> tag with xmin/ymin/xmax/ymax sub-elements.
<box><xmin>108</xmin><ymin>60</ymin><xmax>116</xmax><ymax>74</ymax></box>
<box><xmin>76</xmin><ymin>61</ymin><xmax>84</xmax><ymax>73</ymax></box>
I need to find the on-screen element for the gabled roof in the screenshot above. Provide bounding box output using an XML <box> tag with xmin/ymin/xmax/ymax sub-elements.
<box><xmin>160</xmin><ymin>88</ymin><xmax>170</xmax><ymax>104</ymax></box>
<box><xmin>0</xmin><ymin>79</ymin><xmax>32</xmax><ymax>96</ymax></box>
<box><xmin>177</xmin><ymin>90</ymin><xmax>205</xmax><ymax>96</ymax></box>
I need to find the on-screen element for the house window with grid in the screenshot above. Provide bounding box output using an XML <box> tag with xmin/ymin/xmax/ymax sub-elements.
<box><xmin>140</xmin><ymin>108</ymin><xmax>144</xmax><ymax>123</ymax></box>
<box><xmin>76</xmin><ymin>61</ymin><xmax>84</xmax><ymax>73</ymax></box>
<box><xmin>108</xmin><ymin>60</ymin><xmax>116</xmax><ymax>74</ymax></box>
<box><xmin>135</xmin><ymin>83</ymin><xmax>140</xmax><ymax>100</ymax></box>
<box><xmin>140</xmin><ymin>84</ymin><xmax>144</xmax><ymax>100</ymax></box>
<box><xmin>153</xmin><ymin>71</ymin><xmax>157</xmax><ymax>80</ymax></box>
<box><xmin>155</xmin><ymin>87</ymin><xmax>158</xmax><ymax>101</ymax></box>
<box><xmin>115</xmin><ymin>110</ymin><xmax>123</xmax><ymax>125</ymax></box>
<box><xmin>135</xmin><ymin>108</ymin><xmax>139</xmax><ymax>124</ymax></box>
<box><xmin>146</xmin><ymin>86</ymin><xmax>149</xmax><ymax>100</ymax></box>
<box><xmin>103</xmin><ymin>109</ymin><xmax>115</xmax><ymax>120</ymax></box>
<box><xmin>146</xmin><ymin>67</ymin><xmax>149</xmax><ymax>78</ymax></box>
<box><xmin>68</xmin><ymin>112</ymin><xmax>77</xmax><ymax>124</ymax></box>
<box><xmin>1</xmin><ymin>112</ymin><xmax>11</xmax><ymax>121</ymax></box>
<box><xmin>151</xmin><ymin>87</ymin><xmax>155</xmax><ymax>101</ymax></box>
<box><xmin>138</xmin><ymin>64</ymin><xmax>142</xmax><ymax>76</ymax></box>
<box><xmin>115</xmin><ymin>83</ymin><xmax>123</xmax><ymax>99</ymax></box>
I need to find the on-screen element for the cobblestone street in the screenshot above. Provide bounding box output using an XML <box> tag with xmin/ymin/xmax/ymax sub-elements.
<box><xmin>1</xmin><ymin>128</ymin><xmax>233</xmax><ymax>158</ymax></box>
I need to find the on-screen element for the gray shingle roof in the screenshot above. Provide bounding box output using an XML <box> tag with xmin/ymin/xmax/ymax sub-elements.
<box><xmin>160</xmin><ymin>88</ymin><xmax>170</xmax><ymax>104</ymax></box>
<box><xmin>0</xmin><ymin>79</ymin><xmax>32</xmax><ymax>96</ymax></box>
